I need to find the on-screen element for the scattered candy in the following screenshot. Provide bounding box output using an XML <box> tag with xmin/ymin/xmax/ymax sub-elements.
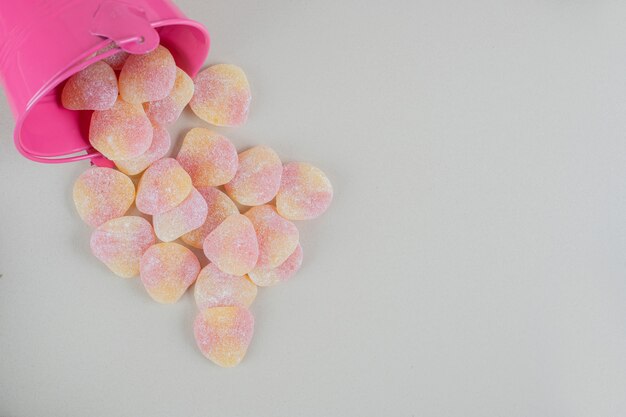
<box><xmin>245</xmin><ymin>205</ymin><xmax>299</xmax><ymax>268</ymax></box>
<box><xmin>144</xmin><ymin>68</ymin><xmax>194</xmax><ymax>125</ymax></box>
<box><xmin>248</xmin><ymin>244</ymin><xmax>303</xmax><ymax>287</ymax></box>
<box><xmin>67</xmin><ymin>53</ymin><xmax>334</xmax><ymax>367</ymax></box>
<box><xmin>224</xmin><ymin>146</ymin><xmax>282</xmax><ymax>206</ymax></box>
<box><xmin>189</xmin><ymin>64</ymin><xmax>251</xmax><ymax>127</ymax></box>
<box><xmin>73</xmin><ymin>167</ymin><xmax>135</xmax><ymax>227</ymax></box>
<box><xmin>194</xmin><ymin>263</ymin><xmax>257</xmax><ymax>310</ymax></box>
<box><xmin>140</xmin><ymin>242</ymin><xmax>200</xmax><ymax>303</ymax></box>
<box><xmin>193</xmin><ymin>306</ymin><xmax>255</xmax><ymax>367</ymax></box>
<box><xmin>136</xmin><ymin>158</ymin><xmax>193</xmax><ymax>215</ymax></box>
<box><xmin>89</xmin><ymin>98</ymin><xmax>153</xmax><ymax>160</ymax></box>
<box><xmin>181</xmin><ymin>187</ymin><xmax>239</xmax><ymax>248</ymax></box>
<box><xmin>176</xmin><ymin>128</ymin><xmax>238</xmax><ymax>187</ymax></box>
<box><xmin>203</xmin><ymin>214</ymin><xmax>259</xmax><ymax>276</ymax></box>
<box><xmin>90</xmin><ymin>216</ymin><xmax>155</xmax><ymax>278</ymax></box>
<box><xmin>277</xmin><ymin>162</ymin><xmax>334</xmax><ymax>220</ymax></box>
<box><xmin>119</xmin><ymin>45</ymin><xmax>177</xmax><ymax>104</ymax></box>
<box><xmin>62</xmin><ymin>61</ymin><xmax>118</xmax><ymax>111</ymax></box>
<box><xmin>98</xmin><ymin>43</ymin><xmax>129</xmax><ymax>70</ymax></box>
<box><xmin>153</xmin><ymin>188</ymin><xmax>208</xmax><ymax>242</ymax></box>
<box><xmin>114</xmin><ymin>124</ymin><xmax>171</xmax><ymax>176</ymax></box>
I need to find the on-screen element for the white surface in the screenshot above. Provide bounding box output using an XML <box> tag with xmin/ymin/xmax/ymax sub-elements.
<box><xmin>2</xmin><ymin>0</ymin><xmax>626</xmax><ymax>415</ymax></box>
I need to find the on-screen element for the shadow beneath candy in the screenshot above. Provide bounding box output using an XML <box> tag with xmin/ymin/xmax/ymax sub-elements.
<box><xmin>167</xmin><ymin>106</ymin><xmax>198</xmax><ymax>158</ymax></box>
<box><xmin>179</xmin><ymin>288</ymin><xmax>202</xmax><ymax>357</ymax></box>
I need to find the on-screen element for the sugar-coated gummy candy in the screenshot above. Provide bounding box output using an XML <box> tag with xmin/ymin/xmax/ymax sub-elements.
<box><xmin>114</xmin><ymin>124</ymin><xmax>171</xmax><ymax>176</ymax></box>
<box><xmin>136</xmin><ymin>158</ymin><xmax>193</xmax><ymax>215</ymax></box>
<box><xmin>73</xmin><ymin>167</ymin><xmax>135</xmax><ymax>227</ymax></box>
<box><xmin>181</xmin><ymin>187</ymin><xmax>239</xmax><ymax>248</ymax></box>
<box><xmin>248</xmin><ymin>244</ymin><xmax>303</xmax><ymax>287</ymax></box>
<box><xmin>62</xmin><ymin>61</ymin><xmax>118</xmax><ymax>111</ymax></box>
<box><xmin>153</xmin><ymin>188</ymin><xmax>208</xmax><ymax>242</ymax></box>
<box><xmin>245</xmin><ymin>205</ymin><xmax>299</xmax><ymax>269</ymax></box>
<box><xmin>119</xmin><ymin>45</ymin><xmax>176</xmax><ymax>104</ymax></box>
<box><xmin>176</xmin><ymin>128</ymin><xmax>238</xmax><ymax>187</ymax></box>
<box><xmin>98</xmin><ymin>43</ymin><xmax>130</xmax><ymax>70</ymax></box>
<box><xmin>140</xmin><ymin>242</ymin><xmax>200</xmax><ymax>303</ymax></box>
<box><xmin>189</xmin><ymin>64</ymin><xmax>251</xmax><ymax>127</ymax></box>
<box><xmin>144</xmin><ymin>68</ymin><xmax>194</xmax><ymax>125</ymax></box>
<box><xmin>193</xmin><ymin>306</ymin><xmax>254</xmax><ymax>367</ymax></box>
<box><xmin>89</xmin><ymin>98</ymin><xmax>153</xmax><ymax>160</ymax></box>
<box><xmin>224</xmin><ymin>146</ymin><xmax>282</xmax><ymax>206</ymax></box>
<box><xmin>90</xmin><ymin>216</ymin><xmax>155</xmax><ymax>278</ymax></box>
<box><xmin>203</xmin><ymin>214</ymin><xmax>259</xmax><ymax>276</ymax></box>
<box><xmin>194</xmin><ymin>263</ymin><xmax>257</xmax><ymax>310</ymax></box>
<box><xmin>276</xmin><ymin>162</ymin><xmax>333</xmax><ymax>220</ymax></box>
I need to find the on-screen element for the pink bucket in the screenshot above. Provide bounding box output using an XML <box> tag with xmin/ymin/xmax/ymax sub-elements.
<box><xmin>0</xmin><ymin>0</ymin><xmax>210</xmax><ymax>166</ymax></box>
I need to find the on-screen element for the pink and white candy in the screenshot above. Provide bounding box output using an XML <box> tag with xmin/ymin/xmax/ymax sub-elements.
<box><xmin>225</xmin><ymin>146</ymin><xmax>282</xmax><ymax>206</ymax></box>
<box><xmin>203</xmin><ymin>214</ymin><xmax>259</xmax><ymax>276</ymax></box>
<box><xmin>193</xmin><ymin>306</ymin><xmax>255</xmax><ymax>367</ymax></box>
<box><xmin>194</xmin><ymin>263</ymin><xmax>257</xmax><ymax>310</ymax></box>
<box><xmin>140</xmin><ymin>242</ymin><xmax>200</xmax><ymax>303</ymax></box>
<box><xmin>153</xmin><ymin>188</ymin><xmax>208</xmax><ymax>242</ymax></box>
<box><xmin>90</xmin><ymin>216</ymin><xmax>155</xmax><ymax>278</ymax></box>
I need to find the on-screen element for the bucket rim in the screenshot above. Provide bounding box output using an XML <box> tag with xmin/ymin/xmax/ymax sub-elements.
<box><xmin>14</xmin><ymin>18</ymin><xmax>210</xmax><ymax>165</ymax></box>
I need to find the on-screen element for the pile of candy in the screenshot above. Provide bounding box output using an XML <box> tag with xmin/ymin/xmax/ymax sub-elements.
<box><xmin>68</xmin><ymin>45</ymin><xmax>333</xmax><ymax>367</ymax></box>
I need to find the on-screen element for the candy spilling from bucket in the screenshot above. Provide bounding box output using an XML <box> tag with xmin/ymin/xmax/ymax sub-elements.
<box><xmin>69</xmin><ymin>45</ymin><xmax>333</xmax><ymax>367</ymax></box>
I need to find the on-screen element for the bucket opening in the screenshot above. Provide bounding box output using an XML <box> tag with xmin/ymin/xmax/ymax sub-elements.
<box><xmin>16</xmin><ymin>21</ymin><xmax>209</xmax><ymax>164</ymax></box>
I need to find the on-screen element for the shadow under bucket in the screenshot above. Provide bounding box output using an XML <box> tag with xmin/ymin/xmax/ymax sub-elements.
<box><xmin>0</xmin><ymin>0</ymin><xmax>210</xmax><ymax>165</ymax></box>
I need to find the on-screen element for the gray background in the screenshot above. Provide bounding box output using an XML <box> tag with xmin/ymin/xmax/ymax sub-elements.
<box><xmin>2</xmin><ymin>0</ymin><xmax>626</xmax><ymax>415</ymax></box>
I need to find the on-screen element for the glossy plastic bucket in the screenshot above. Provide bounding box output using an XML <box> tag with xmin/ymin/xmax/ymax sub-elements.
<box><xmin>0</xmin><ymin>0</ymin><xmax>209</xmax><ymax>166</ymax></box>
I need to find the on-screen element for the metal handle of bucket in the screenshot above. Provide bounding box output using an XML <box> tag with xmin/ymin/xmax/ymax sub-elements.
<box><xmin>91</xmin><ymin>0</ymin><xmax>160</xmax><ymax>54</ymax></box>
<box><xmin>19</xmin><ymin>1</ymin><xmax>161</xmax><ymax>166</ymax></box>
